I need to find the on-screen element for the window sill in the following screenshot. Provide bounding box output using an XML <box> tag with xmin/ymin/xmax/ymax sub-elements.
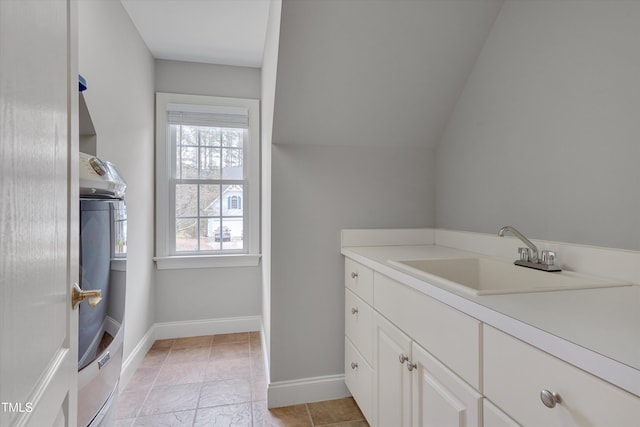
<box><xmin>154</xmin><ymin>254</ymin><xmax>261</xmax><ymax>270</ymax></box>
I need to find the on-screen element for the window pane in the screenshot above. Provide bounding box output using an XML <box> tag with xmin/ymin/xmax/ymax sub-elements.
<box><xmin>198</xmin><ymin>127</ymin><xmax>220</xmax><ymax>146</ymax></box>
<box><xmin>222</xmin><ymin>218</ymin><xmax>243</xmax><ymax>251</ymax></box>
<box><xmin>199</xmin><ymin>218</ymin><xmax>220</xmax><ymax>251</ymax></box>
<box><xmin>178</xmin><ymin>146</ymin><xmax>198</xmax><ymax>179</ymax></box>
<box><xmin>176</xmin><ymin>184</ymin><xmax>198</xmax><ymax>217</ymax></box>
<box><xmin>175</xmin><ymin>219</ymin><xmax>198</xmax><ymax>252</ymax></box>
<box><xmin>222</xmin><ymin>184</ymin><xmax>243</xmax><ymax>217</ymax></box>
<box><xmin>200</xmin><ymin>147</ymin><xmax>221</xmax><ymax>180</ymax></box>
<box><xmin>180</xmin><ymin>125</ymin><xmax>198</xmax><ymax>145</ymax></box>
<box><xmin>221</xmin><ymin>128</ymin><xmax>243</xmax><ymax>148</ymax></box>
<box><xmin>199</xmin><ymin>184</ymin><xmax>221</xmax><ymax>216</ymax></box>
<box><xmin>222</xmin><ymin>148</ymin><xmax>243</xmax><ymax>179</ymax></box>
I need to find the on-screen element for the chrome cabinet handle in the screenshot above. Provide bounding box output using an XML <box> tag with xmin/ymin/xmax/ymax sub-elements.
<box><xmin>351</xmin><ymin>272</ymin><xmax>358</xmax><ymax>279</ymax></box>
<box><xmin>351</xmin><ymin>362</ymin><xmax>358</xmax><ymax>370</ymax></box>
<box><xmin>399</xmin><ymin>354</ymin><xmax>409</xmax><ymax>364</ymax></box>
<box><xmin>351</xmin><ymin>307</ymin><xmax>358</xmax><ymax>315</ymax></box>
<box><xmin>406</xmin><ymin>361</ymin><xmax>417</xmax><ymax>372</ymax></box>
<box><xmin>540</xmin><ymin>390</ymin><xmax>561</xmax><ymax>408</ymax></box>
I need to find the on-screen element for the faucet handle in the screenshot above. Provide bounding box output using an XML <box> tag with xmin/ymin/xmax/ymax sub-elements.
<box><xmin>518</xmin><ymin>247</ymin><xmax>531</xmax><ymax>262</ymax></box>
<box><xmin>541</xmin><ymin>250</ymin><xmax>557</xmax><ymax>266</ymax></box>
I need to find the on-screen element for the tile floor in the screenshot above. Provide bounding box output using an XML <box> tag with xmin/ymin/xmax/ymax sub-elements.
<box><xmin>114</xmin><ymin>332</ymin><xmax>369</xmax><ymax>426</ymax></box>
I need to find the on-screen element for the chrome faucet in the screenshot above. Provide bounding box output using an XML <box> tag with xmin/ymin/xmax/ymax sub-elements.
<box><xmin>498</xmin><ymin>226</ymin><xmax>561</xmax><ymax>272</ymax></box>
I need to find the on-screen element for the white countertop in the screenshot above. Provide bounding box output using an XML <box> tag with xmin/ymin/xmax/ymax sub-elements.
<box><xmin>342</xmin><ymin>244</ymin><xmax>640</xmax><ymax>397</ymax></box>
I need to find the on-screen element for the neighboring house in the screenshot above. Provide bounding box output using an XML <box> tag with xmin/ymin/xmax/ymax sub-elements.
<box><xmin>204</xmin><ymin>184</ymin><xmax>244</xmax><ymax>241</ymax></box>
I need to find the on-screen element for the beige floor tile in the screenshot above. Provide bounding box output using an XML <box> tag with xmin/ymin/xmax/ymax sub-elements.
<box><xmin>326</xmin><ymin>421</ymin><xmax>370</xmax><ymax>427</ymax></box>
<box><xmin>139</xmin><ymin>348</ymin><xmax>170</xmax><ymax>369</ymax></box>
<box><xmin>193</xmin><ymin>403</ymin><xmax>252</xmax><ymax>426</ymax></box>
<box><xmin>172</xmin><ymin>335</ymin><xmax>214</xmax><ymax>349</ymax></box>
<box><xmin>251</xmin><ymin>374</ymin><xmax>267</xmax><ymax>402</ymax></box>
<box><xmin>113</xmin><ymin>418</ymin><xmax>135</xmax><ymax>427</ymax></box>
<box><xmin>150</xmin><ymin>339</ymin><xmax>174</xmax><ymax>350</ymax></box>
<box><xmin>199</xmin><ymin>378</ymin><xmax>252</xmax><ymax>408</ymax></box>
<box><xmin>210</xmin><ymin>341</ymin><xmax>251</xmax><ymax>360</ymax></box>
<box><xmin>307</xmin><ymin>397</ymin><xmax>365</xmax><ymax>426</ymax></box>
<box><xmin>214</xmin><ymin>332</ymin><xmax>250</xmax><ymax>344</ymax></box>
<box><xmin>252</xmin><ymin>401</ymin><xmax>312</xmax><ymax>427</ymax></box>
<box><xmin>138</xmin><ymin>383</ymin><xmax>201</xmax><ymax>416</ymax></box>
<box><xmin>165</xmin><ymin>346</ymin><xmax>211</xmax><ymax>365</ymax></box>
<box><xmin>154</xmin><ymin>361</ymin><xmax>207</xmax><ymax>386</ymax></box>
<box><xmin>115</xmin><ymin>390</ymin><xmax>148</xmax><ymax>419</ymax></box>
<box><xmin>122</xmin><ymin>367</ymin><xmax>158</xmax><ymax>394</ymax></box>
<box><xmin>132</xmin><ymin>410</ymin><xmax>195</xmax><ymax>426</ymax></box>
<box><xmin>114</xmin><ymin>331</ymin><xmax>369</xmax><ymax>427</ymax></box>
<box><xmin>205</xmin><ymin>355</ymin><xmax>251</xmax><ymax>381</ymax></box>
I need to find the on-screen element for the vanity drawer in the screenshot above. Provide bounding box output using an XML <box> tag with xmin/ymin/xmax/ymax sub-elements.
<box><xmin>345</xmin><ymin>288</ymin><xmax>373</xmax><ymax>364</ymax></box>
<box><xmin>345</xmin><ymin>258</ymin><xmax>373</xmax><ymax>304</ymax></box>
<box><xmin>345</xmin><ymin>337</ymin><xmax>373</xmax><ymax>423</ymax></box>
<box><xmin>484</xmin><ymin>325</ymin><xmax>640</xmax><ymax>427</ymax></box>
<box><xmin>373</xmin><ymin>272</ymin><xmax>481</xmax><ymax>390</ymax></box>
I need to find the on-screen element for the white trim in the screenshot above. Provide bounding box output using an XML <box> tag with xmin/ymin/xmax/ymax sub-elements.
<box><xmin>267</xmin><ymin>374</ymin><xmax>351</xmax><ymax>409</ymax></box>
<box><xmin>120</xmin><ymin>326</ymin><xmax>156</xmax><ymax>392</ymax></box>
<box><xmin>154</xmin><ymin>254</ymin><xmax>261</xmax><ymax>270</ymax></box>
<box><xmin>155</xmin><ymin>92</ymin><xmax>261</xmax><ymax>260</ymax></box>
<box><xmin>153</xmin><ymin>316</ymin><xmax>262</xmax><ymax>340</ymax></box>
<box><xmin>341</xmin><ymin>228</ymin><xmax>434</xmax><ymax>248</ymax></box>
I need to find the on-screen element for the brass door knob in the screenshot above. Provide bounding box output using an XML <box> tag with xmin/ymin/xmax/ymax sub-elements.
<box><xmin>72</xmin><ymin>283</ymin><xmax>102</xmax><ymax>309</ymax></box>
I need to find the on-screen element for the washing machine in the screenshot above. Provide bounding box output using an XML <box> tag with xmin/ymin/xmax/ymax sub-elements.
<box><xmin>77</xmin><ymin>153</ymin><xmax>127</xmax><ymax>427</ymax></box>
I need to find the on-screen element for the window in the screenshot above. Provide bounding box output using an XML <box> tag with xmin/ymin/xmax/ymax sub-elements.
<box><xmin>155</xmin><ymin>93</ymin><xmax>260</xmax><ymax>269</ymax></box>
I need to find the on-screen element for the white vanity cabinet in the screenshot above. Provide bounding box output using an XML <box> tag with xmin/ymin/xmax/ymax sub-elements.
<box><xmin>483</xmin><ymin>325</ymin><xmax>640</xmax><ymax>427</ymax></box>
<box><xmin>345</xmin><ymin>258</ymin><xmax>482</xmax><ymax>427</ymax></box>
<box><xmin>344</xmin><ymin>261</ymin><xmax>375</xmax><ymax>422</ymax></box>
<box><xmin>371</xmin><ymin>282</ymin><xmax>482</xmax><ymax>427</ymax></box>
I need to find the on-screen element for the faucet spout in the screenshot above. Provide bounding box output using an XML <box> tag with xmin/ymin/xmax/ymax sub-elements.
<box><xmin>498</xmin><ymin>226</ymin><xmax>539</xmax><ymax>263</ymax></box>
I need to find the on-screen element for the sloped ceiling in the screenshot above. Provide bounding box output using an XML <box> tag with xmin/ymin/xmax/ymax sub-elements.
<box><xmin>272</xmin><ymin>0</ymin><xmax>504</xmax><ymax>148</ymax></box>
<box><xmin>121</xmin><ymin>0</ymin><xmax>270</xmax><ymax>67</ymax></box>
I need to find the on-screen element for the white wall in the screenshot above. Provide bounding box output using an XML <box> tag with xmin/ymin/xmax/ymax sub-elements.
<box><xmin>267</xmin><ymin>0</ymin><xmax>502</xmax><ymax>402</ymax></box>
<box><xmin>435</xmin><ymin>0</ymin><xmax>640</xmax><ymax>250</ymax></box>
<box><xmin>261</xmin><ymin>0</ymin><xmax>283</xmax><ymax>377</ymax></box>
<box><xmin>270</xmin><ymin>144</ymin><xmax>434</xmax><ymax>384</ymax></box>
<box><xmin>154</xmin><ymin>60</ymin><xmax>263</xmax><ymax>323</ymax></box>
<box><xmin>78</xmin><ymin>0</ymin><xmax>155</xmax><ymax>360</ymax></box>
<box><xmin>155</xmin><ymin>59</ymin><xmax>261</xmax><ymax>99</ymax></box>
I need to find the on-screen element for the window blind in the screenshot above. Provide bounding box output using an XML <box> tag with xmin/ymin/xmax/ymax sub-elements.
<box><xmin>167</xmin><ymin>103</ymin><xmax>249</xmax><ymax>129</ymax></box>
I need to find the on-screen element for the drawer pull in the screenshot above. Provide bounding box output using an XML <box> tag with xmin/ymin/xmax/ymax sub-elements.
<box><xmin>351</xmin><ymin>272</ymin><xmax>358</xmax><ymax>279</ymax></box>
<box><xmin>406</xmin><ymin>361</ymin><xmax>417</xmax><ymax>372</ymax></box>
<box><xmin>399</xmin><ymin>354</ymin><xmax>409</xmax><ymax>364</ymax></box>
<box><xmin>351</xmin><ymin>362</ymin><xmax>358</xmax><ymax>370</ymax></box>
<box><xmin>540</xmin><ymin>389</ymin><xmax>561</xmax><ymax>408</ymax></box>
<box><xmin>351</xmin><ymin>307</ymin><xmax>358</xmax><ymax>315</ymax></box>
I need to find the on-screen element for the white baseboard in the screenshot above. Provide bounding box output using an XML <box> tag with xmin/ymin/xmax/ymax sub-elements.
<box><xmin>154</xmin><ymin>315</ymin><xmax>262</xmax><ymax>340</ymax></box>
<box><xmin>267</xmin><ymin>374</ymin><xmax>350</xmax><ymax>408</ymax></box>
<box><xmin>120</xmin><ymin>325</ymin><xmax>156</xmax><ymax>392</ymax></box>
<box><xmin>119</xmin><ymin>315</ymin><xmax>262</xmax><ymax>392</ymax></box>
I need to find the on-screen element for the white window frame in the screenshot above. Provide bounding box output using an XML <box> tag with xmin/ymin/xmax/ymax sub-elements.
<box><xmin>154</xmin><ymin>93</ymin><xmax>261</xmax><ymax>269</ymax></box>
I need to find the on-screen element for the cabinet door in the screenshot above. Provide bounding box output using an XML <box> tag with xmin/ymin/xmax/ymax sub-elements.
<box><xmin>483</xmin><ymin>399</ymin><xmax>521</xmax><ymax>427</ymax></box>
<box><xmin>411</xmin><ymin>343</ymin><xmax>482</xmax><ymax>427</ymax></box>
<box><xmin>373</xmin><ymin>313</ymin><xmax>412</xmax><ymax>427</ymax></box>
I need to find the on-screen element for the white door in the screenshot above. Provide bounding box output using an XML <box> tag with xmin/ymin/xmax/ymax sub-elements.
<box><xmin>374</xmin><ymin>314</ymin><xmax>412</xmax><ymax>427</ymax></box>
<box><xmin>0</xmin><ymin>0</ymin><xmax>79</xmax><ymax>426</ymax></box>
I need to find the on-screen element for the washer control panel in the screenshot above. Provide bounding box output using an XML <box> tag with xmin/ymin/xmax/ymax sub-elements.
<box><xmin>80</xmin><ymin>152</ymin><xmax>126</xmax><ymax>198</ymax></box>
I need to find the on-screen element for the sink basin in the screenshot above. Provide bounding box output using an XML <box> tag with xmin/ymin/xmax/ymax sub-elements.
<box><xmin>388</xmin><ymin>257</ymin><xmax>630</xmax><ymax>296</ymax></box>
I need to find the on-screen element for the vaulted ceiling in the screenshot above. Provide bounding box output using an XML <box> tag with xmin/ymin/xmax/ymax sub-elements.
<box><xmin>121</xmin><ymin>0</ymin><xmax>270</xmax><ymax>67</ymax></box>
